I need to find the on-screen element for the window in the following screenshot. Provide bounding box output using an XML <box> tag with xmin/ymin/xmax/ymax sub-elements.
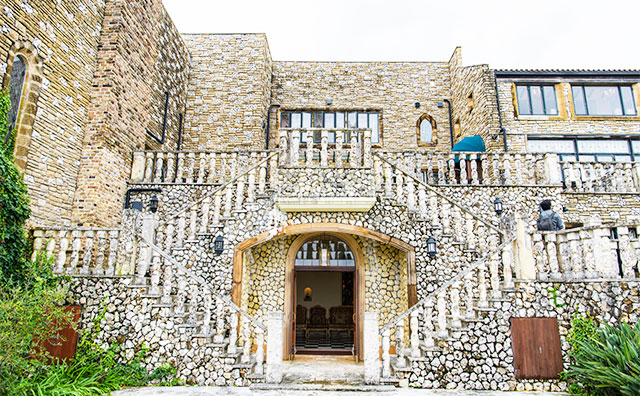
<box><xmin>571</xmin><ymin>85</ymin><xmax>636</xmax><ymax>116</ymax></box>
<box><xmin>528</xmin><ymin>137</ymin><xmax>638</xmax><ymax>162</ymax></box>
<box><xmin>280</xmin><ymin>110</ymin><xmax>380</xmax><ymax>144</ymax></box>
<box><xmin>294</xmin><ymin>236</ymin><xmax>355</xmax><ymax>268</ymax></box>
<box><xmin>417</xmin><ymin>114</ymin><xmax>436</xmax><ymax>144</ymax></box>
<box><xmin>7</xmin><ymin>55</ymin><xmax>27</xmax><ymax>132</ymax></box>
<box><xmin>516</xmin><ymin>85</ymin><xmax>558</xmax><ymax>115</ymax></box>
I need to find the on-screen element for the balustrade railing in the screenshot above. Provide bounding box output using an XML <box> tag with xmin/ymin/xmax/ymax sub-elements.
<box><xmin>560</xmin><ymin>160</ymin><xmax>640</xmax><ymax>193</ymax></box>
<box><xmin>33</xmin><ymin>227</ymin><xmax>124</xmax><ymax>276</ymax></box>
<box><xmin>379</xmin><ymin>236</ymin><xmax>516</xmax><ymax>377</ymax></box>
<box><xmin>531</xmin><ymin>224</ymin><xmax>640</xmax><ymax>280</ymax></box>
<box><xmin>278</xmin><ymin>128</ymin><xmax>372</xmax><ymax>168</ymax></box>
<box><xmin>130</xmin><ymin>150</ymin><xmax>276</xmax><ymax>185</ymax></box>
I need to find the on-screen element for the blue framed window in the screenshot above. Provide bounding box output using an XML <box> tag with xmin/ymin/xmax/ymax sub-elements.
<box><xmin>571</xmin><ymin>85</ymin><xmax>636</xmax><ymax>116</ymax></box>
<box><xmin>516</xmin><ymin>85</ymin><xmax>558</xmax><ymax>116</ymax></box>
<box><xmin>280</xmin><ymin>110</ymin><xmax>380</xmax><ymax>144</ymax></box>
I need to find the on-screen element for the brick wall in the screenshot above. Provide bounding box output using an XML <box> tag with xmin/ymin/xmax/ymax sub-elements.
<box><xmin>181</xmin><ymin>34</ymin><xmax>272</xmax><ymax>150</ymax></box>
<box><xmin>71</xmin><ymin>0</ymin><xmax>189</xmax><ymax>227</ymax></box>
<box><xmin>1</xmin><ymin>0</ymin><xmax>105</xmax><ymax>227</ymax></box>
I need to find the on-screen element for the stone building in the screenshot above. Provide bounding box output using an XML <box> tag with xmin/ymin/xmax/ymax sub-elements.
<box><xmin>2</xmin><ymin>0</ymin><xmax>639</xmax><ymax>391</ymax></box>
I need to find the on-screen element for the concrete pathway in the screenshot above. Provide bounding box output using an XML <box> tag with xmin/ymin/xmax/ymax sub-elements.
<box><xmin>113</xmin><ymin>388</ymin><xmax>567</xmax><ymax>396</ymax></box>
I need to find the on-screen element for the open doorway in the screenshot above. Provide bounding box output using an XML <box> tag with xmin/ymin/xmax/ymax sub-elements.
<box><xmin>292</xmin><ymin>236</ymin><xmax>356</xmax><ymax>356</ymax></box>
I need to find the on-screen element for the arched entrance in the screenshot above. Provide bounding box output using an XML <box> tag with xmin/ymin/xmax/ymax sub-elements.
<box><xmin>232</xmin><ymin>223</ymin><xmax>416</xmax><ymax>362</ymax></box>
<box><xmin>286</xmin><ymin>233</ymin><xmax>363</xmax><ymax>360</ymax></box>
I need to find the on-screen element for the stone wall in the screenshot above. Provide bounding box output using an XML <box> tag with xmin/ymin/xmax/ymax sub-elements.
<box><xmin>71</xmin><ymin>0</ymin><xmax>190</xmax><ymax>227</ymax></box>
<box><xmin>0</xmin><ymin>0</ymin><xmax>105</xmax><ymax>227</ymax></box>
<box><xmin>448</xmin><ymin>48</ymin><xmax>501</xmax><ymax>151</ymax></box>
<box><xmin>181</xmin><ymin>34</ymin><xmax>272</xmax><ymax>150</ymax></box>
<box><xmin>271</xmin><ymin>61</ymin><xmax>452</xmax><ymax>150</ymax></box>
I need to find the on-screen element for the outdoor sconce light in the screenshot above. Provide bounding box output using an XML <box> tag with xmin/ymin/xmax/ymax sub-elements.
<box><xmin>414</xmin><ymin>102</ymin><xmax>421</xmax><ymax>108</ymax></box>
<box><xmin>149</xmin><ymin>196</ymin><xmax>159</xmax><ymax>213</ymax></box>
<box><xmin>214</xmin><ymin>235</ymin><xmax>224</xmax><ymax>256</ymax></box>
<box><xmin>493</xmin><ymin>198</ymin><xmax>503</xmax><ymax>216</ymax></box>
<box><xmin>427</xmin><ymin>237</ymin><xmax>437</xmax><ymax>258</ymax></box>
<box><xmin>326</xmin><ymin>99</ymin><xmax>333</xmax><ymax>105</ymax></box>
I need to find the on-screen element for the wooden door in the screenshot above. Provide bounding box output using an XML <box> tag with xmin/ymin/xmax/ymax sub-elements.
<box><xmin>35</xmin><ymin>305</ymin><xmax>83</xmax><ymax>363</ymax></box>
<box><xmin>511</xmin><ymin>317</ymin><xmax>563</xmax><ymax>379</ymax></box>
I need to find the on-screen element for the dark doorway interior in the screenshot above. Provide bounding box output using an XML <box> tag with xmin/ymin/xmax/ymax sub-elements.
<box><xmin>295</xmin><ymin>271</ymin><xmax>354</xmax><ymax>355</ymax></box>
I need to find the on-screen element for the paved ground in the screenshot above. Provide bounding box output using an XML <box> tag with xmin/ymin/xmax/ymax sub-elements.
<box><xmin>113</xmin><ymin>388</ymin><xmax>567</xmax><ymax>396</ymax></box>
<box><xmin>113</xmin><ymin>356</ymin><xmax>567</xmax><ymax>396</ymax></box>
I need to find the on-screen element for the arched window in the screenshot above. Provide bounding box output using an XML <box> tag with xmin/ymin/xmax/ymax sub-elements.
<box><xmin>7</xmin><ymin>55</ymin><xmax>26</xmax><ymax>132</ymax></box>
<box><xmin>417</xmin><ymin>114</ymin><xmax>436</xmax><ymax>145</ymax></box>
<box><xmin>294</xmin><ymin>236</ymin><xmax>355</xmax><ymax>268</ymax></box>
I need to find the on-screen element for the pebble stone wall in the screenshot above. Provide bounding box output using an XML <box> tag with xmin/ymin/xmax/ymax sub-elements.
<box><xmin>1</xmin><ymin>0</ymin><xmax>105</xmax><ymax>227</ymax></box>
<box><xmin>181</xmin><ymin>34</ymin><xmax>272</xmax><ymax>150</ymax></box>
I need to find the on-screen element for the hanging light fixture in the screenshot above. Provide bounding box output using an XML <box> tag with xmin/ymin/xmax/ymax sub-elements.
<box><xmin>214</xmin><ymin>235</ymin><xmax>224</xmax><ymax>256</ymax></box>
<box><xmin>427</xmin><ymin>237</ymin><xmax>437</xmax><ymax>258</ymax></box>
<box><xmin>149</xmin><ymin>196</ymin><xmax>159</xmax><ymax>213</ymax></box>
<box><xmin>493</xmin><ymin>198</ymin><xmax>503</xmax><ymax>215</ymax></box>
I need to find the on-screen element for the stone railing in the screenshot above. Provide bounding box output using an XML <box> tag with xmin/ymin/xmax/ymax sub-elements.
<box><xmin>531</xmin><ymin>223</ymin><xmax>640</xmax><ymax>280</ymax></box>
<box><xmin>130</xmin><ymin>149</ymin><xmax>276</xmax><ymax>184</ymax></box>
<box><xmin>376</xmin><ymin>236</ymin><xmax>516</xmax><ymax>380</ymax></box>
<box><xmin>560</xmin><ymin>160</ymin><xmax>640</xmax><ymax>193</ymax></box>
<box><xmin>373</xmin><ymin>153</ymin><xmax>505</xmax><ymax>236</ymax></box>
<box><xmin>278</xmin><ymin>128</ymin><xmax>372</xmax><ymax>168</ymax></box>
<box><xmin>32</xmin><ymin>227</ymin><xmax>124</xmax><ymax>276</ymax></box>
<box><xmin>376</xmin><ymin>150</ymin><xmax>561</xmax><ymax>187</ymax></box>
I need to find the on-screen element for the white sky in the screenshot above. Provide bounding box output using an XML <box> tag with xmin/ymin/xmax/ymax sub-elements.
<box><xmin>163</xmin><ymin>0</ymin><xmax>640</xmax><ymax>69</ymax></box>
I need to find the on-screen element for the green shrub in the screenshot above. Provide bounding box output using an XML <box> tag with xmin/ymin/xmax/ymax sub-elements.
<box><xmin>565</xmin><ymin>318</ymin><xmax>640</xmax><ymax>396</ymax></box>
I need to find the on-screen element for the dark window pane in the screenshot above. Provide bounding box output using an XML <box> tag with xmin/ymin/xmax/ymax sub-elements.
<box><xmin>517</xmin><ymin>85</ymin><xmax>531</xmax><ymax>115</ymax></box>
<box><xmin>572</xmin><ymin>86</ymin><xmax>587</xmax><ymax>115</ymax></box>
<box><xmin>543</xmin><ymin>86</ymin><xmax>558</xmax><ymax>115</ymax></box>
<box><xmin>369</xmin><ymin>113</ymin><xmax>379</xmax><ymax>143</ymax></box>
<box><xmin>325</xmin><ymin>112</ymin><xmax>335</xmax><ymax>128</ymax></box>
<box><xmin>291</xmin><ymin>112</ymin><xmax>302</xmax><ymax>128</ymax></box>
<box><xmin>530</xmin><ymin>86</ymin><xmax>544</xmax><ymax>114</ymax></box>
<box><xmin>620</xmin><ymin>86</ymin><xmax>636</xmax><ymax>115</ymax></box>
<box><xmin>328</xmin><ymin>131</ymin><xmax>336</xmax><ymax>144</ymax></box>
<box><xmin>313</xmin><ymin>112</ymin><xmax>323</xmax><ymax>127</ymax></box>
<box><xmin>281</xmin><ymin>112</ymin><xmax>290</xmax><ymax>128</ymax></box>
<box><xmin>8</xmin><ymin>56</ymin><xmax>26</xmax><ymax>130</ymax></box>
<box><xmin>336</xmin><ymin>112</ymin><xmax>345</xmax><ymax>128</ymax></box>
<box><xmin>585</xmin><ymin>86</ymin><xmax>622</xmax><ymax>115</ymax></box>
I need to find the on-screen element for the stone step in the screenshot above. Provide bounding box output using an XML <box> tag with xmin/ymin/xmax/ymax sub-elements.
<box><xmin>251</xmin><ymin>383</ymin><xmax>396</xmax><ymax>392</ymax></box>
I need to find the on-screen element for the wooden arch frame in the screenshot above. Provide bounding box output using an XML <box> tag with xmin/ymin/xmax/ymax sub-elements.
<box><xmin>232</xmin><ymin>222</ymin><xmax>416</xmax><ymax>361</ymax></box>
<box><xmin>416</xmin><ymin>113</ymin><xmax>437</xmax><ymax>146</ymax></box>
<box><xmin>2</xmin><ymin>40</ymin><xmax>44</xmax><ymax>171</ymax></box>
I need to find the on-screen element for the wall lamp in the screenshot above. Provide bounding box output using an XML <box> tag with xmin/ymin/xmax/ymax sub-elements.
<box><xmin>214</xmin><ymin>235</ymin><xmax>224</xmax><ymax>256</ymax></box>
<box><xmin>149</xmin><ymin>196</ymin><xmax>159</xmax><ymax>213</ymax></box>
<box><xmin>493</xmin><ymin>198</ymin><xmax>503</xmax><ymax>216</ymax></box>
<box><xmin>427</xmin><ymin>237</ymin><xmax>437</xmax><ymax>258</ymax></box>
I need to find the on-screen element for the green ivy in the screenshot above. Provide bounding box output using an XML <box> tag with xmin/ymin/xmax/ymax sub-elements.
<box><xmin>0</xmin><ymin>89</ymin><xmax>30</xmax><ymax>284</ymax></box>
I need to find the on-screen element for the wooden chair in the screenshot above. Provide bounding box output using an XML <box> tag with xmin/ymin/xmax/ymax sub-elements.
<box><xmin>295</xmin><ymin>304</ymin><xmax>308</xmax><ymax>340</ymax></box>
<box><xmin>329</xmin><ymin>306</ymin><xmax>354</xmax><ymax>337</ymax></box>
<box><xmin>306</xmin><ymin>305</ymin><xmax>328</xmax><ymax>339</ymax></box>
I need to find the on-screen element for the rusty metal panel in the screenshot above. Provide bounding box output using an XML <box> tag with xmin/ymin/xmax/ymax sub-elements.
<box><xmin>43</xmin><ymin>305</ymin><xmax>82</xmax><ymax>362</ymax></box>
<box><xmin>511</xmin><ymin>317</ymin><xmax>563</xmax><ymax>379</ymax></box>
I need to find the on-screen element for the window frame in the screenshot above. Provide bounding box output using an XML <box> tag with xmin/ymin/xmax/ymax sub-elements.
<box><xmin>416</xmin><ymin>113</ymin><xmax>437</xmax><ymax>146</ymax></box>
<box><xmin>527</xmin><ymin>136</ymin><xmax>640</xmax><ymax>163</ymax></box>
<box><xmin>279</xmin><ymin>109</ymin><xmax>382</xmax><ymax>145</ymax></box>
<box><xmin>571</xmin><ymin>84</ymin><xmax>637</xmax><ymax>116</ymax></box>
<box><xmin>515</xmin><ymin>84</ymin><xmax>559</xmax><ymax>116</ymax></box>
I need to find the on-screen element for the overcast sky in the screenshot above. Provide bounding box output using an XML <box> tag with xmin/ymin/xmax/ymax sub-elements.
<box><xmin>163</xmin><ymin>0</ymin><xmax>640</xmax><ymax>70</ymax></box>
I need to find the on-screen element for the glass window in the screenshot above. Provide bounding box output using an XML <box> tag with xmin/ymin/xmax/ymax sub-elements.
<box><xmin>8</xmin><ymin>55</ymin><xmax>27</xmax><ymax>131</ymax></box>
<box><xmin>280</xmin><ymin>112</ymin><xmax>290</xmax><ymax>128</ymax></box>
<box><xmin>369</xmin><ymin>113</ymin><xmax>379</xmax><ymax>144</ymax></box>
<box><xmin>324</xmin><ymin>112</ymin><xmax>335</xmax><ymax>128</ymax></box>
<box><xmin>302</xmin><ymin>112</ymin><xmax>311</xmax><ymax>128</ymax></box>
<box><xmin>528</xmin><ymin>139</ymin><xmax>575</xmax><ymax>154</ymax></box>
<box><xmin>577</xmin><ymin>140</ymin><xmax>629</xmax><ymax>153</ymax></box>
<box><xmin>291</xmin><ymin>112</ymin><xmax>301</xmax><ymax>128</ymax></box>
<box><xmin>516</xmin><ymin>84</ymin><xmax>558</xmax><ymax>115</ymax></box>
<box><xmin>358</xmin><ymin>113</ymin><xmax>368</xmax><ymax>129</ymax></box>
<box><xmin>294</xmin><ymin>236</ymin><xmax>355</xmax><ymax>267</ymax></box>
<box><xmin>336</xmin><ymin>112</ymin><xmax>345</xmax><ymax>128</ymax></box>
<box><xmin>347</xmin><ymin>112</ymin><xmax>357</xmax><ymax>128</ymax></box>
<box><xmin>572</xmin><ymin>85</ymin><xmax>637</xmax><ymax>116</ymax></box>
<box><xmin>529</xmin><ymin>138</ymin><xmax>640</xmax><ymax>163</ymax></box>
<box><xmin>313</xmin><ymin>112</ymin><xmax>323</xmax><ymax>128</ymax></box>
<box><xmin>419</xmin><ymin>118</ymin><xmax>433</xmax><ymax>143</ymax></box>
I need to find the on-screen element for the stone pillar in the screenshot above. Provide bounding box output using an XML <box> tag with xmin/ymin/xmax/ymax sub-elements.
<box><xmin>515</xmin><ymin>214</ymin><xmax>536</xmax><ymax>279</ymax></box>
<box><xmin>130</xmin><ymin>151</ymin><xmax>146</xmax><ymax>183</ymax></box>
<box><xmin>266</xmin><ymin>312</ymin><xmax>283</xmax><ymax>384</ymax></box>
<box><xmin>544</xmin><ymin>153</ymin><xmax>562</xmax><ymax>184</ymax></box>
<box><xmin>363</xmin><ymin>312</ymin><xmax>380</xmax><ymax>385</ymax></box>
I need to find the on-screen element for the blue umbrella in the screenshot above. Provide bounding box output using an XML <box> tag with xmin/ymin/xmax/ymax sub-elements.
<box><xmin>452</xmin><ymin>135</ymin><xmax>486</xmax><ymax>152</ymax></box>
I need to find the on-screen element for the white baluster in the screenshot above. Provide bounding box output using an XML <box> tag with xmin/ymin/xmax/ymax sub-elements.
<box><xmin>406</xmin><ymin>178</ymin><xmax>416</xmax><ymax>211</ymax></box>
<box><xmin>306</xmin><ymin>130</ymin><xmax>313</xmax><ymax>167</ymax></box>
<box><xmin>395</xmin><ymin>171</ymin><xmax>404</xmax><ymax>203</ymax></box>
<box><xmin>54</xmin><ymin>231</ymin><xmax>68</xmax><ymax>274</ymax></box>
<box><xmin>177</xmin><ymin>152</ymin><xmax>185</xmax><ymax>183</ymax></box>
<box><xmin>247</xmin><ymin>168</ymin><xmax>256</xmax><ymax>203</ymax></box>
<box><xmin>177</xmin><ymin>212</ymin><xmax>186</xmax><ymax>247</ymax></box>
<box><xmin>186</xmin><ymin>152</ymin><xmax>195</xmax><ymax>183</ymax></box>
<box><xmin>335</xmin><ymin>132</ymin><xmax>343</xmax><ymax>167</ymax></box>
<box><xmin>441</xmin><ymin>200</ymin><xmax>452</xmax><ymax>235</ymax></box>
<box><xmin>155</xmin><ymin>152</ymin><xmax>164</xmax><ymax>182</ymax></box>
<box><xmin>502</xmin><ymin>242</ymin><xmax>515</xmax><ymax>288</ymax></box>
<box><xmin>465</xmin><ymin>213</ymin><xmax>476</xmax><ymax>250</ymax></box>
<box><xmin>460</xmin><ymin>156</ymin><xmax>468</xmax><ymax>185</ymax></box>
<box><xmin>448</xmin><ymin>154</ymin><xmax>455</xmax><ymax>184</ymax></box>
<box><xmin>188</xmin><ymin>206</ymin><xmax>197</xmax><ymax>240</ymax></box>
<box><xmin>149</xmin><ymin>250</ymin><xmax>161</xmax><ymax>295</ymax></box>
<box><xmin>436</xmin><ymin>292</ymin><xmax>448</xmax><ymax>338</ymax></box>
<box><xmin>144</xmin><ymin>152</ymin><xmax>154</xmax><ymax>182</ymax></box>
<box><xmin>31</xmin><ymin>230</ymin><xmax>44</xmax><ymax>262</ymax></box>
<box><xmin>470</xmin><ymin>153</ymin><xmax>479</xmax><ymax>184</ymax></box>
<box><xmin>200</xmin><ymin>197</ymin><xmax>210</xmax><ymax>234</ymax></box>
<box><xmin>350</xmin><ymin>132</ymin><xmax>360</xmax><ymax>166</ymax></box>
<box><xmin>503</xmin><ymin>154</ymin><xmax>513</xmax><ymax>185</ymax></box>
<box><xmin>212</xmin><ymin>191</ymin><xmax>222</xmax><ymax>225</ymax></box>
<box><xmin>80</xmin><ymin>230</ymin><xmax>94</xmax><ymax>275</ymax></box>
<box><xmin>437</xmin><ymin>153</ymin><xmax>445</xmax><ymax>184</ymax></box>
<box><xmin>464</xmin><ymin>272</ymin><xmax>475</xmax><ymax>319</ymax></box>
<box><xmin>230</xmin><ymin>152</ymin><xmax>238</xmax><ymax>180</ymax></box>
<box><xmin>417</xmin><ymin>184</ymin><xmax>427</xmax><ymax>218</ymax></box>
<box><xmin>423</xmin><ymin>299</ymin><xmax>435</xmax><ymax>347</ymax></box>
<box><xmin>255</xmin><ymin>326</ymin><xmax>265</xmax><ymax>375</ymax></box>
<box><xmin>279</xmin><ymin>130</ymin><xmax>289</xmax><ymax>166</ymax></box>
<box><xmin>381</xmin><ymin>328</ymin><xmax>391</xmax><ymax>378</ymax></box>
<box><xmin>395</xmin><ymin>322</ymin><xmax>406</xmax><ymax>368</ymax></box>
<box><xmin>200</xmin><ymin>292</ymin><xmax>212</xmax><ymax>335</ymax></box>
<box><xmin>450</xmin><ymin>283</ymin><xmax>462</xmax><ymax>328</ymax></box>
<box><xmin>258</xmin><ymin>154</ymin><xmax>267</xmax><ymax>194</ymax></box>
<box><xmin>166</xmin><ymin>153</ymin><xmax>176</xmax><ymax>183</ymax></box>
<box><xmin>187</xmin><ymin>284</ymin><xmax>198</xmax><ymax>324</ymax></box>
<box><xmin>384</xmin><ymin>163</ymin><xmax>393</xmax><ymax>197</ymax></box>
<box><xmin>215</xmin><ymin>297</ymin><xmax>226</xmax><ymax>343</ymax></box>
<box><xmin>363</xmin><ymin>130</ymin><xmax>372</xmax><ymax>167</ymax></box>
<box><xmin>241</xmin><ymin>320</ymin><xmax>251</xmax><ymax>364</ymax></box>
<box><xmin>224</xmin><ymin>185</ymin><xmax>233</xmax><ymax>217</ymax></box>
<box><xmin>290</xmin><ymin>132</ymin><xmax>300</xmax><ymax>167</ymax></box>
<box><xmin>161</xmin><ymin>260</ymin><xmax>173</xmax><ymax>304</ymax></box>
<box><xmin>235</xmin><ymin>175</ymin><xmax>246</xmax><ymax>211</ymax></box>
<box><xmin>68</xmin><ymin>230</ymin><xmax>81</xmax><ymax>274</ymax></box>
<box><xmin>321</xmin><ymin>130</ymin><xmax>328</xmax><ymax>167</ymax></box>
<box><xmin>228</xmin><ymin>312</ymin><xmax>238</xmax><ymax>354</ymax></box>
<box><xmin>410</xmin><ymin>310</ymin><xmax>420</xmax><ymax>358</ymax></box>
<box><xmin>106</xmin><ymin>230</ymin><xmax>118</xmax><ymax>276</ymax></box>
<box><xmin>92</xmin><ymin>230</ymin><xmax>107</xmax><ymax>275</ymax></box>
<box><xmin>514</xmin><ymin>154</ymin><xmax>523</xmax><ymax>185</ymax></box>
<box><xmin>477</xmin><ymin>263</ymin><xmax>489</xmax><ymax>308</ymax></box>
<box><xmin>207</xmin><ymin>152</ymin><xmax>217</xmax><ymax>184</ymax></box>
